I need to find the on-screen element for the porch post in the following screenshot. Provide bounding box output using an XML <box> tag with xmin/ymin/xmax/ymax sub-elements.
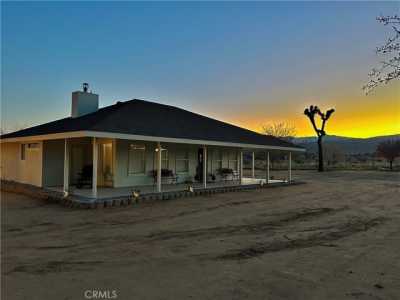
<box><xmin>288</xmin><ymin>151</ymin><xmax>292</xmax><ymax>183</ymax></box>
<box><xmin>157</xmin><ymin>142</ymin><xmax>162</xmax><ymax>193</ymax></box>
<box><xmin>266</xmin><ymin>151</ymin><xmax>270</xmax><ymax>184</ymax></box>
<box><xmin>63</xmin><ymin>138</ymin><xmax>69</xmax><ymax>196</ymax></box>
<box><xmin>240</xmin><ymin>150</ymin><xmax>243</xmax><ymax>185</ymax></box>
<box><xmin>203</xmin><ymin>145</ymin><xmax>207</xmax><ymax>188</ymax></box>
<box><xmin>251</xmin><ymin>151</ymin><xmax>255</xmax><ymax>178</ymax></box>
<box><xmin>92</xmin><ymin>137</ymin><xmax>98</xmax><ymax>198</ymax></box>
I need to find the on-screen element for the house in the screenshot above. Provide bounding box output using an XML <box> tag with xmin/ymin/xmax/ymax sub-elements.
<box><xmin>0</xmin><ymin>84</ymin><xmax>304</xmax><ymax>200</ymax></box>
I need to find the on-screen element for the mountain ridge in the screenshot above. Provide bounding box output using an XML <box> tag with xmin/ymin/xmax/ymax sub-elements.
<box><xmin>292</xmin><ymin>134</ymin><xmax>400</xmax><ymax>154</ymax></box>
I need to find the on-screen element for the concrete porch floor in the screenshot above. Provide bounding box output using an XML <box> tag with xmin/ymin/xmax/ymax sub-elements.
<box><xmin>47</xmin><ymin>178</ymin><xmax>286</xmax><ymax>201</ymax></box>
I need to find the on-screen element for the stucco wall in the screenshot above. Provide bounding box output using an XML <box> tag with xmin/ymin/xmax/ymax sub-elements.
<box><xmin>0</xmin><ymin>142</ymin><xmax>19</xmax><ymax>182</ymax></box>
<box><xmin>0</xmin><ymin>141</ymin><xmax>43</xmax><ymax>187</ymax></box>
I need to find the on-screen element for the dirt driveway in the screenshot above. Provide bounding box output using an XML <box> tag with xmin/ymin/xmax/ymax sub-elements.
<box><xmin>2</xmin><ymin>170</ymin><xmax>400</xmax><ymax>300</ymax></box>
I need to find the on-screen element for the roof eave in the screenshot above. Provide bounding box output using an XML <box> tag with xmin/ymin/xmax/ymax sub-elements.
<box><xmin>0</xmin><ymin>130</ymin><xmax>305</xmax><ymax>152</ymax></box>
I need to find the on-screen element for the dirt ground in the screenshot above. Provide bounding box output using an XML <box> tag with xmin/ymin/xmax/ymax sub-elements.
<box><xmin>1</xmin><ymin>170</ymin><xmax>400</xmax><ymax>300</ymax></box>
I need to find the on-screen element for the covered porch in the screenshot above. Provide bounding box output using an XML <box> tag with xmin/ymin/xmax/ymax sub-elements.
<box><xmin>49</xmin><ymin>180</ymin><xmax>240</xmax><ymax>200</ymax></box>
<box><xmin>48</xmin><ymin>177</ymin><xmax>293</xmax><ymax>201</ymax></box>
<box><xmin>44</xmin><ymin>135</ymin><xmax>297</xmax><ymax>201</ymax></box>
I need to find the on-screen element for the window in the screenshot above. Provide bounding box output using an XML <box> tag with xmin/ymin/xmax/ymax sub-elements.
<box><xmin>212</xmin><ymin>149</ymin><xmax>222</xmax><ymax>171</ymax></box>
<box><xmin>162</xmin><ymin>149</ymin><xmax>169</xmax><ymax>169</ymax></box>
<box><xmin>20</xmin><ymin>144</ymin><xmax>26</xmax><ymax>160</ymax></box>
<box><xmin>128</xmin><ymin>145</ymin><xmax>146</xmax><ymax>174</ymax></box>
<box><xmin>27</xmin><ymin>143</ymin><xmax>39</xmax><ymax>149</ymax></box>
<box><xmin>176</xmin><ymin>149</ymin><xmax>189</xmax><ymax>173</ymax></box>
<box><xmin>228</xmin><ymin>151</ymin><xmax>238</xmax><ymax>170</ymax></box>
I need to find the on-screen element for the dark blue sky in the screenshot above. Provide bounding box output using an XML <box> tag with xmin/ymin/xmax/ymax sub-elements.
<box><xmin>2</xmin><ymin>1</ymin><xmax>399</xmax><ymax>137</ymax></box>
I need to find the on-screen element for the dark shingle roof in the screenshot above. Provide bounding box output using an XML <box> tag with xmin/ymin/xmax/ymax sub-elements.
<box><xmin>1</xmin><ymin>99</ymin><xmax>302</xmax><ymax>149</ymax></box>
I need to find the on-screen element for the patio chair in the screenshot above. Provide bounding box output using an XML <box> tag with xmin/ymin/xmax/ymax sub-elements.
<box><xmin>208</xmin><ymin>173</ymin><xmax>216</xmax><ymax>182</ymax></box>
<box><xmin>218</xmin><ymin>168</ymin><xmax>233</xmax><ymax>181</ymax></box>
<box><xmin>150</xmin><ymin>169</ymin><xmax>178</xmax><ymax>185</ymax></box>
<box><xmin>76</xmin><ymin>164</ymin><xmax>93</xmax><ymax>189</ymax></box>
<box><xmin>232</xmin><ymin>170</ymin><xmax>240</xmax><ymax>181</ymax></box>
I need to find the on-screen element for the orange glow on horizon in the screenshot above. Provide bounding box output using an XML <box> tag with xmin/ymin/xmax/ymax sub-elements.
<box><xmin>237</xmin><ymin>113</ymin><xmax>400</xmax><ymax>138</ymax></box>
<box><xmin>219</xmin><ymin>84</ymin><xmax>400</xmax><ymax>138</ymax></box>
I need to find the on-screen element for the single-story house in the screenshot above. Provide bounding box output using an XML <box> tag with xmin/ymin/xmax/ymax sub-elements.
<box><xmin>0</xmin><ymin>84</ymin><xmax>304</xmax><ymax>200</ymax></box>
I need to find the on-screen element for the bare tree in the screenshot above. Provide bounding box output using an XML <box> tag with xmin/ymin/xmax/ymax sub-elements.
<box><xmin>262</xmin><ymin>122</ymin><xmax>296</xmax><ymax>170</ymax></box>
<box><xmin>304</xmin><ymin>105</ymin><xmax>335</xmax><ymax>172</ymax></box>
<box><xmin>262</xmin><ymin>121</ymin><xmax>297</xmax><ymax>141</ymax></box>
<box><xmin>376</xmin><ymin>140</ymin><xmax>400</xmax><ymax>170</ymax></box>
<box><xmin>364</xmin><ymin>15</ymin><xmax>400</xmax><ymax>94</ymax></box>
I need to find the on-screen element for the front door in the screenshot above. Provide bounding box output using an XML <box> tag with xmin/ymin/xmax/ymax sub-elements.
<box><xmin>195</xmin><ymin>148</ymin><xmax>204</xmax><ymax>182</ymax></box>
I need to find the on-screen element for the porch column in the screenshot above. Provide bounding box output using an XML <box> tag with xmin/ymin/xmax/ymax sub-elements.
<box><xmin>240</xmin><ymin>150</ymin><xmax>243</xmax><ymax>185</ymax></box>
<box><xmin>288</xmin><ymin>151</ymin><xmax>292</xmax><ymax>183</ymax></box>
<box><xmin>203</xmin><ymin>145</ymin><xmax>207</xmax><ymax>188</ymax></box>
<box><xmin>266</xmin><ymin>151</ymin><xmax>270</xmax><ymax>184</ymax></box>
<box><xmin>251</xmin><ymin>151</ymin><xmax>255</xmax><ymax>178</ymax></box>
<box><xmin>92</xmin><ymin>137</ymin><xmax>98</xmax><ymax>198</ymax></box>
<box><xmin>63</xmin><ymin>138</ymin><xmax>69</xmax><ymax>196</ymax></box>
<box><xmin>157</xmin><ymin>142</ymin><xmax>162</xmax><ymax>193</ymax></box>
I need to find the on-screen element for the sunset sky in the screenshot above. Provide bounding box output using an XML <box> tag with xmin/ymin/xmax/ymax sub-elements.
<box><xmin>2</xmin><ymin>1</ymin><xmax>399</xmax><ymax>138</ymax></box>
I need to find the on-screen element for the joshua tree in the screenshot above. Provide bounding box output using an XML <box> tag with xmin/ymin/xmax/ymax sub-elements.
<box><xmin>376</xmin><ymin>140</ymin><xmax>400</xmax><ymax>170</ymax></box>
<box><xmin>364</xmin><ymin>15</ymin><xmax>400</xmax><ymax>94</ymax></box>
<box><xmin>304</xmin><ymin>105</ymin><xmax>335</xmax><ymax>172</ymax></box>
<box><xmin>262</xmin><ymin>121</ymin><xmax>297</xmax><ymax>141</ymax></box>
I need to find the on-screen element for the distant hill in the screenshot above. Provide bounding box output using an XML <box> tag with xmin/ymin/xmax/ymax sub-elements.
<box><xmin>293</xmin><ymin>134</ymin><xmax>400</xmax><ymax>154</ymax></box>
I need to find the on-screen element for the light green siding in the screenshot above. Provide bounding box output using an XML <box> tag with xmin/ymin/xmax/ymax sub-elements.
<box><xmin>113</xmin><ymin>140</ymin><xmax>240</xmax><ymax>188</ymax></box>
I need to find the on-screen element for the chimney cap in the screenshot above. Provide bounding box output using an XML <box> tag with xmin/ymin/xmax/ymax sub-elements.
<box><xmin>83</xmin><ymin>83</ymin><xmax>89</xmax><ymax>93</ymax></box>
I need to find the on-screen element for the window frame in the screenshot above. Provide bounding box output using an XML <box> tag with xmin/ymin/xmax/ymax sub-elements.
<box><xmin>20</xmin><ymin>144</ymin><xmax>26</xmax><ymax>160</ymax></box>
<box><xmin>161</xmin><ymin>149</ymin><xmax>169</xmax><ymax>170</ymax></box>
<box><xmin>175</xmin><ymin>149</ymin><xmax>189</xmax><ymax>173</ymax></box>
<box><xmin>128</xmin><ymin>144</ymin><xmax>146</xmax><ymax>175</ymax></box>
<box><xmin>27</xmin><ymin>143</ymin><xmax>40</xmax><ymax>149</ymax></box>
<box><xmin>228</xmin><ymin>151</ymin><xmax>238</xmax><ymax>171</ymax></box>
<box><xmin>211</xmin><ymin>149</ymin><xmax>223</xmax><ymax>171</ymax></box>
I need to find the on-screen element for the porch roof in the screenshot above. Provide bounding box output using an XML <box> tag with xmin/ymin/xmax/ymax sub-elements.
<box><xmin>1</xmin><ymin>99</ymin><xmax>304</xmax><ymax>151</ymax></box>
